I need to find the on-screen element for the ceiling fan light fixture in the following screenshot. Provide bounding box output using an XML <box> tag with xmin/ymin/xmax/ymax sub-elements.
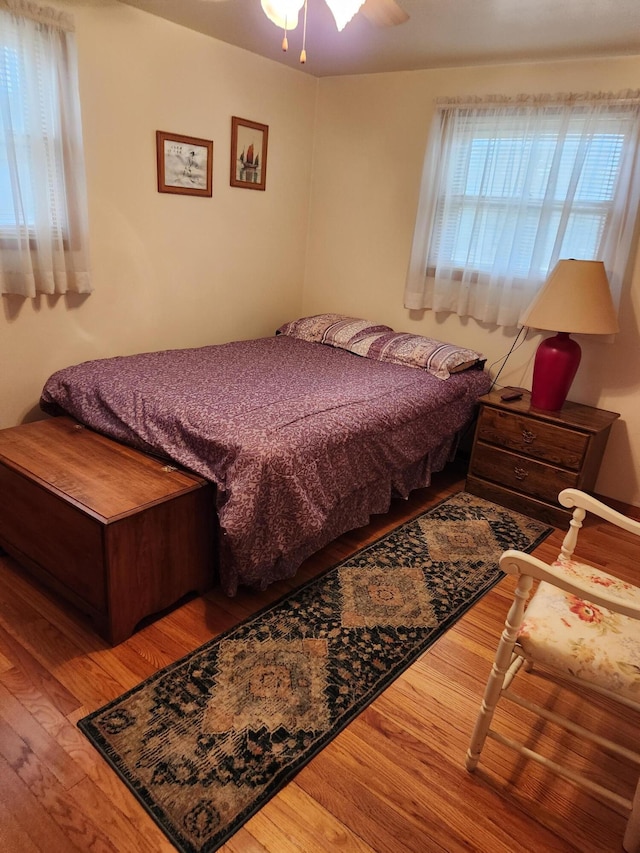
<box><xmin>261</xmin><ymin>0</ymin><xmax>405</xmax><ymax>63</ymax></box>
<box><xmin>325</xmin><ymin>0</ymin><xmax>366</xmax><ymax>31</ymax></box>
<box><xmin>261</xmin><ymin>0</ymin><xmax>304</xmax><ymax>30</ymax></box>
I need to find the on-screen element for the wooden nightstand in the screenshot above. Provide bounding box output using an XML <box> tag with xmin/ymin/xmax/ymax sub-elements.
<box><xmin>466</xmin><ymin>389</ymin><xmax>620</xmax><ymax>527</ymax></box>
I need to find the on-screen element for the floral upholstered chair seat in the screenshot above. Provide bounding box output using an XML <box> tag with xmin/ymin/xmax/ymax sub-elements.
<box><xmin>517</xmin><ymin>557</ymin><xmax>640</xmax><ymax>702</ymax></box>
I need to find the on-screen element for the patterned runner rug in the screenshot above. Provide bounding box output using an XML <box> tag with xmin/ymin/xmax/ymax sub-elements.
<box><xmin>79</xmin><ymin>491</ymin><xmax>552</xmax><ymax>852</ymax></box>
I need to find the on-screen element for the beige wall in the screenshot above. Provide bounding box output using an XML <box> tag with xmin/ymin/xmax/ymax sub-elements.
<box><xmin>305</xmin><ymin>58</ymin><xmax>640</xmax><ymax>507</ymax></box>
<box><xmin>2</xmin><ymin>3</ymin><xmax>639</xmax><ymax>508</ymax></box>
<box><xmin>1</xmin><ymin>1</ymin><xmax>317</xmax><ymax>425</ymax></box>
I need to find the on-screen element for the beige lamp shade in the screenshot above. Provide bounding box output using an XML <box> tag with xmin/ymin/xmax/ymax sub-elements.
<box><xmin>520</xmin><ymin>260</ymin><xmax>619</xmax><ymax>335</ymax></box>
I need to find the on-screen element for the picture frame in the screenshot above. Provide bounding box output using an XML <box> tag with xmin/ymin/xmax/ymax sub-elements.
<box><xmin>230</xmin><ymin>117</ymin><xmax>269</xmax><ymax>191</ymax></box>
<box><xmin>156</xmin><ymin>130</ymin><xmax>213</xmax><ymax>197</ymax></box>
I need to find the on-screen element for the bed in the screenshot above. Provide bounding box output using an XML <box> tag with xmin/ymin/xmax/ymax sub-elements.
<box><xmin>40</xmin><ymin>314</ymin><xmax>492</xmax><ymax>597</ymax></box>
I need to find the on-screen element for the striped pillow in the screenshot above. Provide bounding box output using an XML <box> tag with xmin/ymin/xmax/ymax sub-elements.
<box><xmin>348</xmin><ymin>331</ymin><xmax>485</xmax><ymax>380</ymax></box>
<box><xmin>276</xmin><ymin>314</ymin><xmax>393</xmax><ymax>347</ymax></box>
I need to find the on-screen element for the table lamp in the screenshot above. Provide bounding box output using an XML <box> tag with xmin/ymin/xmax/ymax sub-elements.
<box><xmin>520</xmin><ymin>259</ymin><xmax>619</xmax><ymax>411</ymax></box>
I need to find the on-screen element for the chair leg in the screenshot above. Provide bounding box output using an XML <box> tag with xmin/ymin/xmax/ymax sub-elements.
<box><xmin>559</xmin><ymin>504</ymin><xmax>586</xmax><ymax>561</ymax></box>
<box><xmin>466</xmin><ymin>573</ymin><xmax>533</xmax><ymax>771</ymax></box>
<box><xmin>624</xmin><ymin>777</ymin><xmax>640</xmax><ymax>853</ymax></box>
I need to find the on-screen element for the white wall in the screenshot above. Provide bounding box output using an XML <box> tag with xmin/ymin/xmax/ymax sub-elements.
<box><xmin>1</xmin><ymin>1</ymin><xmax>317</xmax><ymax>425</ymax></box>
<box><xmin>305</xmin><ymin>58</ymin><xmax>640</xmax><ymax>507</ymax></box>
<box><xmin>2</xmin><ymin>3</ymin><xmax>639</xmax><ymax>509</ymax></box>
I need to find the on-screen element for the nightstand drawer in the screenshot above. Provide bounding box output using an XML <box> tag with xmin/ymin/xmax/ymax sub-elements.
<box><xmin>477</xmin><ymin>407</ymin><xmax>588</xmax><ymax>470</ymax></box>
<box><xmin>471</xmin><ymin>444</ymin><xmax>579</xmax><ymax>503</ymax></box>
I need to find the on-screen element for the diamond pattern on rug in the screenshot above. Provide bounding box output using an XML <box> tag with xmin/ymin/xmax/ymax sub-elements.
<box><xmin>417</xmin><ymin>517</ymin><xmax>502</xmax><ymax>562</ymax></box>
<box><xmin>78</xmin><ymin>491</ymin><xmax>553</xmax><ymax>853</ymax></box>
<box><xmin>339</xmin><ymin>566</ymin><xmax>436</xmax><ymax>627</ymax></box>
<box><xmin>205</xmin><ymin>637</ymin><xmax>330</xmax><ymax>732</ymax></box>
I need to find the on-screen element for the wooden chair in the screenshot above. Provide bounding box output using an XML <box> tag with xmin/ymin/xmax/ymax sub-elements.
<box><xmin>466</xmin><ymin>488</ymin><xmax>640</xmax><ymax>852</ymax></box>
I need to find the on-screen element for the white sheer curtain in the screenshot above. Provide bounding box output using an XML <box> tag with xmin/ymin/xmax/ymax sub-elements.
<box><xmin>404</xmin><ymin>92</ymin><xmax>640</xmax><ymax>327</ymax></box>
<box><xmin>0</xmin><ymin>0</ymin><xmax>91</xmax><ymax>297</ymax></box>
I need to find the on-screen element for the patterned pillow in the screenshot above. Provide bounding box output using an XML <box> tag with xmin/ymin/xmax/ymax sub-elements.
<box><xmin>348</xmin><ymin>331</ymin><xmax>485</xmax><ymax>380</ymax></box>
<box><xmin>276</xmin><ymin>314</ymin><xmax>393</xmax><ymax>348</ymax></box>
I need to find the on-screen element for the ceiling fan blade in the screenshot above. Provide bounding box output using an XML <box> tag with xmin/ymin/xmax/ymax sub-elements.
<box><xmin>361</xmin><ymin>0</ymin><xmax>409</xmax><ymax>27</ymax></box>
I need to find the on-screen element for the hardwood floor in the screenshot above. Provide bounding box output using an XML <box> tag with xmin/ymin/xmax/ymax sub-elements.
<box><xmin>1</xmin><ymin>466</ymin><xmax>639</xmax><ymax>852</ymax></box>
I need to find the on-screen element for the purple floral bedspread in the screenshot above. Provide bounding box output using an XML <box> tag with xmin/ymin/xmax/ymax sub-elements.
<box><xmin>40</xmin><ymin>335</ymin><xmax>491</xmax><ymax>595</ymax></box>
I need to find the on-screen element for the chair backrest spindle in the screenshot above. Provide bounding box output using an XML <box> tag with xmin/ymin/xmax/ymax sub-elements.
<box><xmin>559</xmin><ymin>505</ymin><xmax>586</xmax><ymax>561</ymax></box>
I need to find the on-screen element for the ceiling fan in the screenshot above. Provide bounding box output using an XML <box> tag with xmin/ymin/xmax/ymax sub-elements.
<box><xmin>261</xmin><ymin>0</ymin><xmax>408</xmax><ymax>31</ymax></box>
<box><xmin>201</xmin><ymin>0</ymin><xmax>409</xmax><ymax>63</ymax></box>
<box><xmin>261</xmin><ymin>0</ymin><xmax>409</xmax><ymax>62</ymax></box>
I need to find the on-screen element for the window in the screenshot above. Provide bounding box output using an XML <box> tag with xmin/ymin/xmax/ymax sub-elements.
<box><xmin>0</xmin><ymin>0</ymin><xmax>91</xmax><ymax>297</ymax></box>
<box><xmin>405</xmin><ymin>95</ymin><xmax>640</xmax><ymax>326</ymax></box>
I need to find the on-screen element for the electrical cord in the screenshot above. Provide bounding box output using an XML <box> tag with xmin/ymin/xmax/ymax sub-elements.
<box><xmin>457</xmin><ymin>325</ymin><xmax>530</xmax><ymax>460</ymax></box>
<box><xmin>488</xmin><ymin>325</ymin><xmax>529</xmax><ymax>391</ymax></box>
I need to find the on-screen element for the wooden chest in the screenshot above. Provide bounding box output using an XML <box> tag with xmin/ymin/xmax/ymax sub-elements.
<box><xmin>0</xmin><ymin>417</ymin><xmax>216</xmax><ymax>644</ymax></box>
<box><xmin>466</xmin><ymin>390</ymin><xmax>620</xmax><ymax>527</ymax></box>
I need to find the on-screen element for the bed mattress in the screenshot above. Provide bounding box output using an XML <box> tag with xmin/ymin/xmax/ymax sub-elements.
<box><xmin>40</xmin><ymin>335</ymin><xmax>491</xmax><ymax>594</ymax></box>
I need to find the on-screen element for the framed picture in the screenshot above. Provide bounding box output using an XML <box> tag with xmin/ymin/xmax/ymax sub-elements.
<box><xmin>230</xmin><ymin>117</ymin><xmax>269</xmax><ymax>191</ymax></box>
<box><xmin>156</xmin><ymin>130</ymin><xmax>213</xmax><ymax>197</ymax></box>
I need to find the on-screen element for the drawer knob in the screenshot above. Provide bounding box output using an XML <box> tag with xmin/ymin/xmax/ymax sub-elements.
<box><xmin>514</xmin><ymin>466</ymin><xmax>528</xmax><ymax>481</ymax></box>
<box><xmin>521</xmin><ymin>429</ymin><xmax>537</xmax><ymax>444</ymax></box>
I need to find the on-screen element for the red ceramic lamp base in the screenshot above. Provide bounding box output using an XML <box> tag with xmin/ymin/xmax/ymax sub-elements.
<box><xmin>530</xmin><ymin>332</ymin><xmax>581</xmax><ymax>411</ymax></box>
